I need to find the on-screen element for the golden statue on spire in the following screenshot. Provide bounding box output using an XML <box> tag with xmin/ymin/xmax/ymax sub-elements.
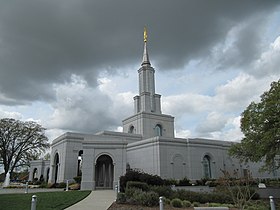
<box><xmin>144</xmin><ymin>27</ymin><xmax>148</xmax><ymax>42</ymax></box>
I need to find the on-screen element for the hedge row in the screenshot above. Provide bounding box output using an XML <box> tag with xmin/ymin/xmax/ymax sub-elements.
<box><xmin>119</xmin><ymin>169</ymin><xmax>191</xmax><ymax>192</ymax></box>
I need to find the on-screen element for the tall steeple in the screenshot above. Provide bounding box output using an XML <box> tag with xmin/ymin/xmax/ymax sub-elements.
<box><xmin>122</xmin><ymin>28</ymin><xmax>175</xmax><ymax>139</ymax></box>
<box><xmin>142</xmin><ymin>27</ymin><xmax>151</xmax><ymax>66</ymax></box>
<box><xmin>134</xmin><ymin>27</ymin><xmax>161</xmax><ymax>114</ymax></box>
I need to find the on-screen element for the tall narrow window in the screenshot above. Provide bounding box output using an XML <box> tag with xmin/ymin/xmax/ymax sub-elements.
<box><xmin>203</xmin><ymin>155</ymin><xmax>211</xmax><ymax>179</ymax></box>
<box><xmin>155</xmin><ymin>124</ymin><xmax>162</xmax><ymax>136</ymax></box>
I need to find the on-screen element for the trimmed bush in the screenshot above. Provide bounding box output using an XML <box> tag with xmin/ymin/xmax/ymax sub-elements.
<box><xmin>164</xmin><ymin>178</ymin><xmax>178</xmax><ymax>186</ymax></box>
<box><xmin>73</xmin><ymin>176</ymin><xmax>81</xmax><ymax>184</ymax></box>
<box><xmin>120</xmin><ymin>169</ymin><xmax>164</xmax><ymax>192</ymax></box>
<box><xmin>116</xmin><ymin>192</ymin><xmax>126</xmax><ymax>204</ymax></box>
<box><xmin>124</xmin><ymin>187</ymin><xmax>159</xmax><ymax>207</ymax></box>
<box><xmin>171</xmin><ymin>198</ymin><xmax>183</xmax><ymax>208</ymax></box>
<box><xmin>164</xmin><ymin>198</ymin><xmax>171</xmax><ymax>205</ymax></box>
<box><xmin>141</xmin><ymin>191</ymin><xmax>159</xmax><ymax>207</ymax></box>
<box><xmin>178</xmin><ymin>177</ymin><xmax>191</xmax><ymax>186</ymax></box>
<box><xmin>193</xmin><ymin>201</ymin><xmax>200</xmax><ymax>207</ymax></box>
<box><xmin>58</xmin><ymin>182</ymin><xmax>67</xmax><ymax>188</ymax></box>
<box><xmin>182</xmin><ymin>200</ymin><xmax>192</xmax><ymax>207</ymax></box>
<box><xmin>126</xmin><ymin>181</ymin><xmax>149</xmax><ymax>191</ymax></box>
<box><xmin>149</xmin><ymin>185</ymin><xmax>173</xmax><ymax>198</ymax></box>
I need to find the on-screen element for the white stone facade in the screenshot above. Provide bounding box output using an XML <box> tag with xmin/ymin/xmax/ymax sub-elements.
<box><xmin>29</xmin><ymin>32</ymin><xmax>279</xmax><ymax>190</ymax></box>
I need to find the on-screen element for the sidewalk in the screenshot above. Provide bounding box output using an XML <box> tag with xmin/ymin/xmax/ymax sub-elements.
<box><xmin>64</xmin><ymin>190</ymin><xmax>116</xmax><ymax>210</ymax></box>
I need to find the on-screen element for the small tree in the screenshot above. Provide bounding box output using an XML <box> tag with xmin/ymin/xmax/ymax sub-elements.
<box><xmin>0</xmin><ymin>118</ymin><xmax>49</xmax><ymax>177</ymax></box>
<box><xmin>217</xmin><ymin>169</ymin><xmax>257</xmax><ymax>210</ymax></box>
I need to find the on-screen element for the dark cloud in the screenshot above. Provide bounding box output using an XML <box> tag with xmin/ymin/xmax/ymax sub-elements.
<box><xmin>0</xmin><ymin>0</ymin><xmax>279</xmax><ymax>104</ymax></box>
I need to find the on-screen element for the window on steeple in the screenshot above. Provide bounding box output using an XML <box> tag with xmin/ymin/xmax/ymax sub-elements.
<box><xmin>129</xmin><ymin>126</ymin><xmax>135</xmax><ymax>134</ymax></box>
<box><xmin>155</xmin><ymin>124</ymin><xmax>162</xmax><ymax>136</ymax></box>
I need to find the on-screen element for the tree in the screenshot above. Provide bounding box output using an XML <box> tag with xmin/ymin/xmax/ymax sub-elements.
<box><xmin>0</xmin><ymin>118</ymin><xmax>49</xmax><ymax>176</ymax></box>
<box><xmin>229</xmin><ymin>79</ymin><xmax>280</xmax><ymax>171</ymax></box>
<box><xmin>217</xmin><ymin>169</ymin><xmax>257</xmax><ymax>210</ymax></box>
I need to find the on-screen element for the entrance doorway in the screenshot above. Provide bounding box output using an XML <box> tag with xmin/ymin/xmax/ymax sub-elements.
<box><xmin>54</xmin><ymin>153</ymin><xmax>59</xmax><ymax>183</ymax></box>
<box><xmin>95</xmin><ymin>155</ymin><xmax>114</xmax><ymax>189</ymax></box>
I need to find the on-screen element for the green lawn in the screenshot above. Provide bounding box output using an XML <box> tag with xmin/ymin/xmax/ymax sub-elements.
<box><xmin>0</xmin><ymin>190</ymin><xmax>91</xmax><ymax>210</ymax></box>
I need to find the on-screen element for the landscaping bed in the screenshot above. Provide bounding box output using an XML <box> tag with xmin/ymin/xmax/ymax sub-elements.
<box><xmin>108</xmin><ymin>202</ymin><xmax>238</xmax><ymax>210</ymax></box>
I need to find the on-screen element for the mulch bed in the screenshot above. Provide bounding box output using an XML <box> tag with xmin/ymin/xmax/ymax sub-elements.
<box><xmin>108</xmin><ymin>202</ymin><xmax>238</xmax><ymax>210</ymax></box>
<box><xmin>108</xmin><ymin>202</ymin><xmax>193</xmax><ymax>210</ymax></box>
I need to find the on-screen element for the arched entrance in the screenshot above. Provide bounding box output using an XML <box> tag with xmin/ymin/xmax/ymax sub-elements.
<box><xmin>54</xmin><ymin>153</ymin><xmax>59</xmax><ymax>183</ymax></box>
<box><xmin>95</xmin><ymin>155</ymin><xmax>114</xmax><ymax>189</ymax></box>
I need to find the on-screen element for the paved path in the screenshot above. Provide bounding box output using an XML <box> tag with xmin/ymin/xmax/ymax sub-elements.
<box><xmin>65</xmin><ymin>190</ymin><xmax>116</xmax><ymax>210</ymax></box>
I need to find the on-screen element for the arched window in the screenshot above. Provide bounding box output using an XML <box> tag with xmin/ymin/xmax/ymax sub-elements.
<box><xmin>33</xmin><ymin>168</ymin><xmax>38</xmax><ymax>181</ymax></box>
<box><xmin>155</xmin><ymin>124</ymin><xmax>162</xmax><ymax>136</ymax></box>
<box><xmin>129</xmin><ymin>126</ymin><xmax>135</xmax><ymax>134</ymax></box>
<box><xmin>203</xmin><ymin>155</ymin><xmax>211</xmax><ymax>179</ymax></box>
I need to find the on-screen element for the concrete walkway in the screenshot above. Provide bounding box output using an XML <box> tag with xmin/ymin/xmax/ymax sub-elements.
<box><xmin>64</xmin><ymin>190</ymin><xmax>116</xmax><ymax>210</ymax></box>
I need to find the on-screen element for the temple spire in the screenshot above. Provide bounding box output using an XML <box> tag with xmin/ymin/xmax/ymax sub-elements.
<box><xmin>142</xmin><ymin>27</ymin><xmax>151</xmax><ymax>66</ymax></box>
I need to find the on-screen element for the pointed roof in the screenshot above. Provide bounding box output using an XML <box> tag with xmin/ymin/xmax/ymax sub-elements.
<box><xmin>141</xmin><ymin>27</ymin><xmax>151</xmax><ymax>66</ymax></box>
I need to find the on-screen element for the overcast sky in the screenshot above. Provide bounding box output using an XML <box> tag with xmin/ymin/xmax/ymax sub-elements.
<box><xmin>0</xmin><ymin>0</ymin><xmax>280</xmax><ymax>142</ymax></box>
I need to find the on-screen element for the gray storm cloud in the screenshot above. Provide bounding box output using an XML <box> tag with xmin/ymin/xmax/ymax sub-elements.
<box><xmin>0</xmin><ymin>0</ymin><xmax>279</xmax><ymax>105</ymax></box>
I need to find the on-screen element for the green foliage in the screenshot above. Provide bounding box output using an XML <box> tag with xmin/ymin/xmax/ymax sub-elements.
<box><xmin>141</xmin><ymin>191</ymin><xmax>159</xmax><ymax>207</ymax></box>
<box><xmin>229</xmin><ymin>79</ymin><xmax>280</xmax><ymax>171</ymax></box>
<box><xmin>120</xmin><ymin>169</ymin><xmax>164</xmax><ymax>192</ymax></box>
<box><xmin>0</xmin><ymin>191</ymin><xmax>91</xmax><ymax>210</ymax></box>
<box><xmin>39</xmin><ymin>182</ymin><xmax>48</xmax><ymax>188</ymax></box>
<box><xmin>164</xmin><ymin>178</ymin><xmax>178</xmax><ymax>186</ymax></box>
<box><xmin>149</xmin><ymin>185</ymin><xmax>173</xmax><ymax>198</ymax></box>
<box><xmin>116</xmin><ymin>192</ymin><xmax>126</xmax><ymax>204</ymax></box>
<box><xmin>0</xmin><ymin>118</ymin><xmax>49</xmax><ymax>176</ymax></box>
<box><xmin>178</xmin><ymin>177</ymin><xmax>191</xmax><ymax>186</ymax></box>
<box><xmin>171</xmin><ymin>198</ymin><xmax>183</xmax><ymax>208</ymax></box>
<box><xmin>124</xmin><ymin>188</ymin><xmax>159</xmax><ymax>207</ymax></box>
<box><xmin>193</xmin><ymin>201</ymin><xmax>200</xmax><ymax>207</ymax></box>
<box><xmin>126</xmin><ymin>181</ymin><xmax>149</xmax><ymax>191</ymax></box>
<box><xmin>164</xmin><ymin>198</ymin><xmax>171</xmax><ymax>205</ymax></box>
<box><xmin>49</xmin><ymin>182</ymin><xmax>67</xmax><ymax>188</ymax></box>
<box><xmin>182</xmin><ymin>200</ymin><xmax>192</xmax><ymax>207</ymax></box>
<box><xmin>173</xmin><ymin>189</ymin><xmax>232</xmax><ymax>204</ymax></box>
<box><xmin>73</xmin><ymin>176</ymin><xmax>81</xmax><ymax>184</ymax></box>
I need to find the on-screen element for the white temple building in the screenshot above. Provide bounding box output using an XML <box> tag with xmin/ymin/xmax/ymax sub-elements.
<box><xmin>29</xmin><ymin>29</ymin><xmax>279</xmax><ymax>190</ymax></box>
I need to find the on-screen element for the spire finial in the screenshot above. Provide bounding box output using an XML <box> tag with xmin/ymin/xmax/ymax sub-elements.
<box><xmin>142</xmin><ymin>27</ymin><xmax>150</xmax><ymax>66</ymax></box>
<box><xmin>144</xmin><ymin>27</ymin><xmax>148</xmax><ymax>42</ymax></box>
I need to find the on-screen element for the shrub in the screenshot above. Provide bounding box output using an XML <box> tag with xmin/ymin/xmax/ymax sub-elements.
<box><xmin>164</xmin><ymin>198</ymin><xmax>171</xmax><ymax>205</ymax></box>
<box><xmin>120</xmin><ymin>169</ymin><xmax>164</xmax><ymax>192</ymax></box>
<box><xmin>209</xmin><ymin>203</ymin><xmax>222</xmax><ymax>207</ymax></box>
<box><xmin>171</xmin><ymin>198</ymin><xmax>183</xmax><ymax>208</ymax></box>
<box><xmin>141</xmin><ymin>191</ymin><xmax>159</xmax><ymax>207</ymax></box>
<box><xmin>39</xmin><ymin>182</ymin><xmax>48</xmax><ymax>188</ymax></box>
<box><xmin>193</xmin><ymin>201</ymin><xmax>200</xmax><ymax>207</ymax></box>
<box><xmin>178</xmin><ymin>177</ymin><xmax>191</xmax><ymax>186</ymax></box>
<box><xmin>149</xmin><ymin>185</ymin><xmax>174</xmax><ymax>198</ymax></box>
<box><xmin>182</xmin><ymin>200</ymin><xmax>192</xmax><ymax>207</ymax></box>
<box><xmin>164</xmin><ymin>179</ymin><xmax>178</xmax><ymax>186</ymax></box>
<box><xmin>58</xmin><ymin>182</ymin><xmax>66</xmax><ymax>188</ymax></box>
<box><xmin>124</xmin><ymin>187</ymin><xmax>159</xmax><ymax>207</ymax></box>
<box><xmin>126</xmin><ymin>181</ymin><xmax>149</xmax><ymax>191</ymax></box>
<box><xmin>125</xmin><ymin>187</ymin><xmax>141</xmax><ymax>199</ymax></box>
<box><xmin>116</xmin><ymin>192</ymin><xmax>126</xmax><ymax>204</ymax></box>
<box><xmin>73</xmin><ymin>176</ymin><xmax>81</xmax><ymax>184</ymax></box>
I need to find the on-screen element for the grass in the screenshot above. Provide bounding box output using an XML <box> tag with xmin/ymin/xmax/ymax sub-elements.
<box><xmin>0</xmin><ymin>190</ymin><xmax>91</xmax><ymax>210</ymax></box>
